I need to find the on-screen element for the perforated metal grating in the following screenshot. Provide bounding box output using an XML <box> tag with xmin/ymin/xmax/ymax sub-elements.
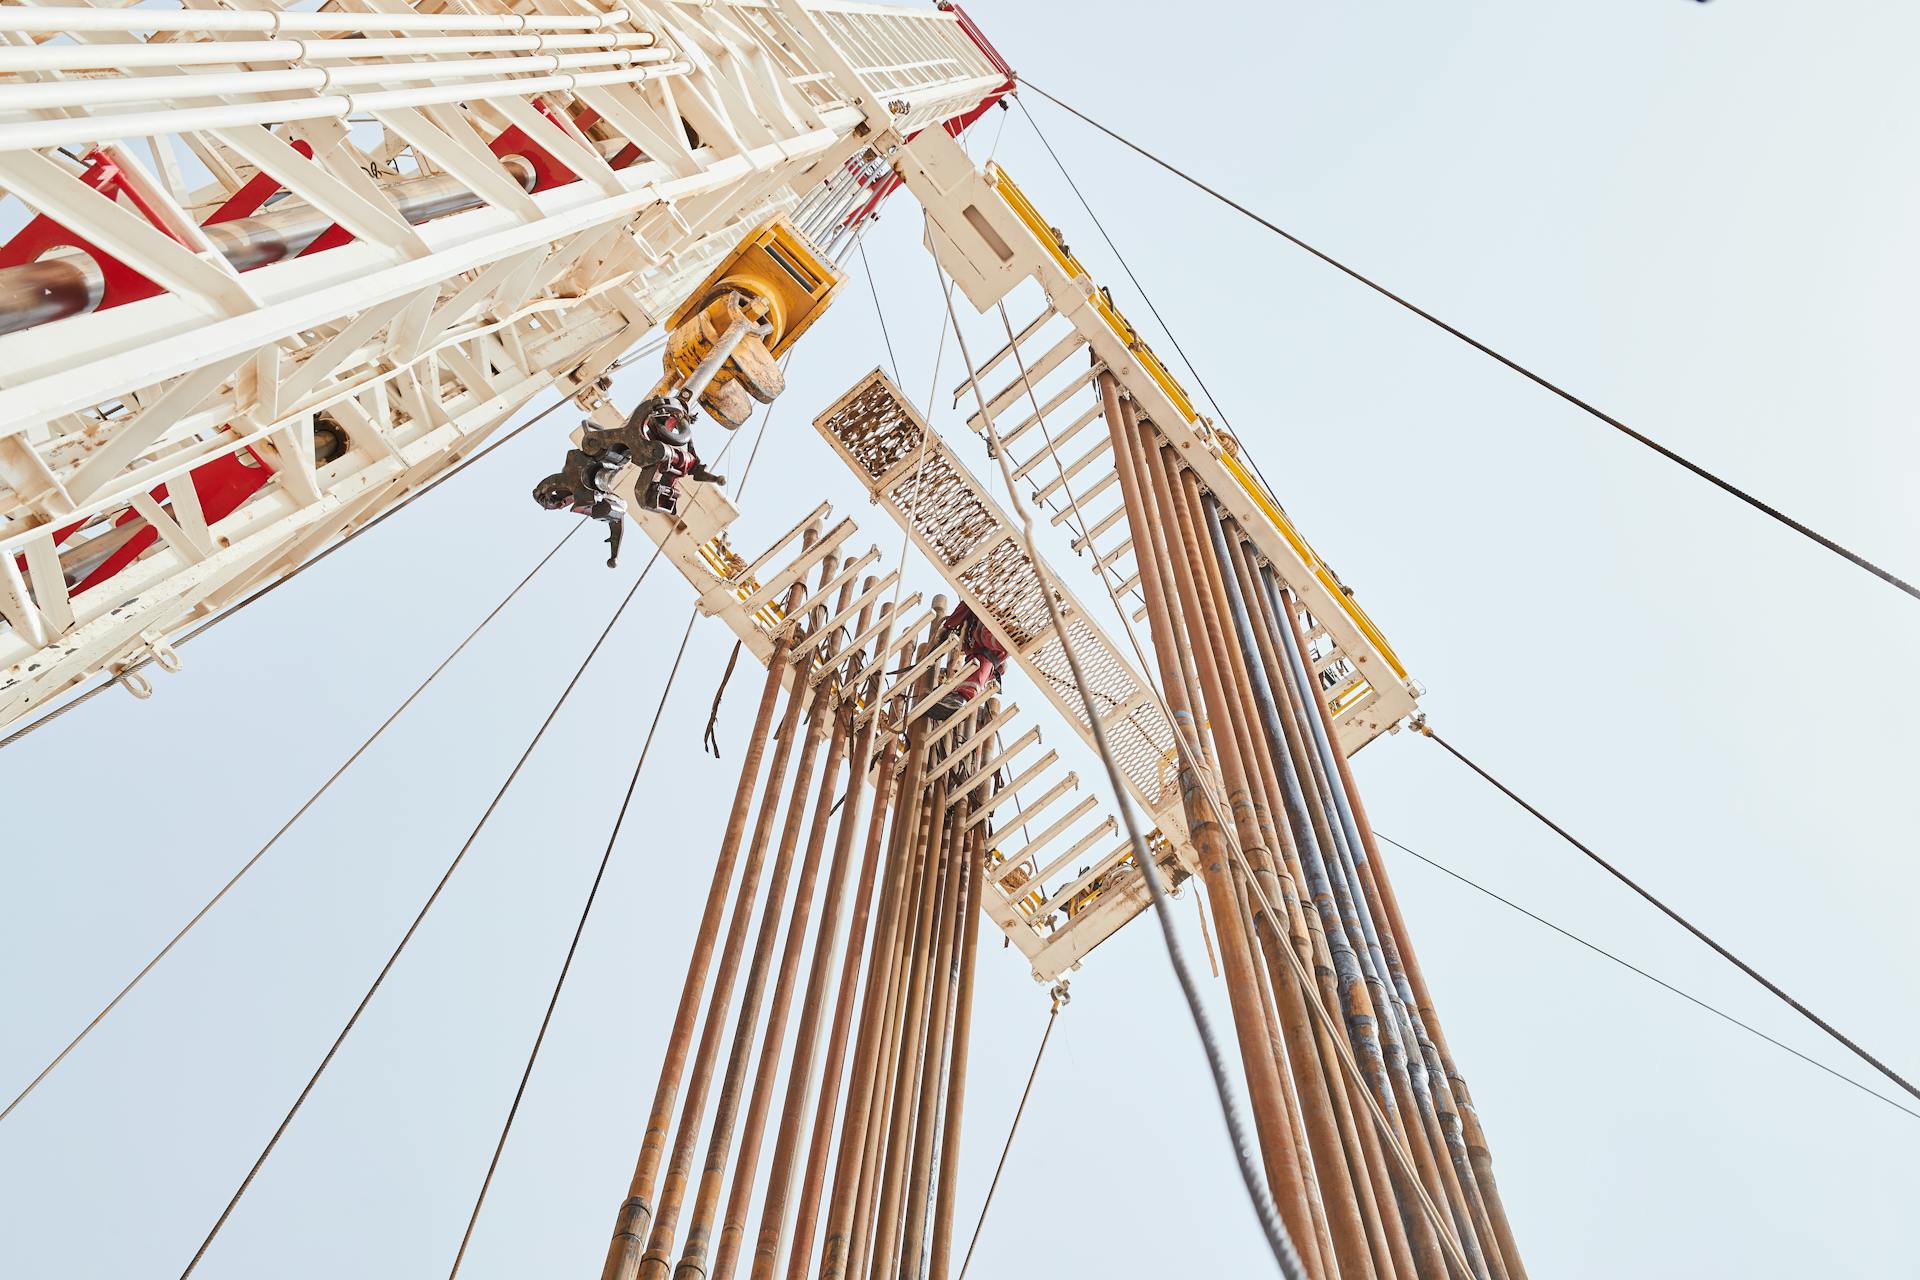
<box><xmin>815</xmin><ymin>370</ymin><xmax>1179</xmax><ymax>815</ymax></box>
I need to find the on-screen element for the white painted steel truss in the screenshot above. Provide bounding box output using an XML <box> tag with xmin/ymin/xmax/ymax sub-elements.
<box><xmin>888</xmin><ymin>126</ymin><xmax>1420</xmax><ymax>755</ymax></box>
<box><xmin>814</xmin><ymin>368</ymin><xmax>1193</xmax><ymax>977</ymax></box>
<box><xmin>0</xmin><ymin>0</ymin><xmax>1412</xmax><ymax>980</ymax></box>
<box><xmin>0</xmin><ymin>0</ymin><xmax>1002</xmax><ymax>725</ymax></box>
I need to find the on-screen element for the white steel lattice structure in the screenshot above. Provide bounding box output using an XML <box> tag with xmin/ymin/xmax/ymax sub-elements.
<box><xmin>815</xmin><ymin>368</ymin><xmax>1191</xmax><ymax>977</ymax></box>
<box><xmin>888</xmin><ymin>127</ymin><xmax>1419</xmax><ymax>755</ymax></box>
<box><xmin>0</xmin><ymin>0</ymin><xmax>1004</xmax><ymax>725</ymax></box>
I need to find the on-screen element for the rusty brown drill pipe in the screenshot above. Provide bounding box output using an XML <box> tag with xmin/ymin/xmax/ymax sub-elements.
<box><xmin>928</xmin><ymin>715</ymin><xmax>991</xmax><ymax>1280</ymax></box>
<box><xmin>1156</xmin><ymin>454</ymin><xmax>1376</xmax><ymax>1280</ymax></box>
<box><xmin>758</xmin><ymin>599</ymin><xmax>898</xmax><ymax>1280</ymax></box>
<box><xmin>1095</xmin><ymin>375</ymin><xmax>1329</xmax><ymax>1279</ymax></box>
<box><xmin>894</xmin><ymin>738</ymin><xmax>972</xmax><ymax>1280</ymax></box>
<box><xmin>669</xmin><ymin>564</ymin><xmax>852</xmax><ymax>1280</ymax></box>
<box><xmin>866</xmin><ymin>764</ymin><xmax>952</xmax><ymax>1280</ymax></box>
<box><xmin>602</xmin><ymin>530</ymin><xmax>821</xmax><ymax>1280</ymax></box>
<box><xmin>636</xmin><ymin>549</ymin><xmax>836</xmax><ymax>1280</ymax></box>
<box><xmin>705</xmin><ymin>577</ymin><xmax>870</xmax><ymax>1280</ymax></box>
<box><xmin>822</xmin><ymin>612</ymin><xmax>945</xmax><ymax>1280</ymax></box>
<box><xmin>1225</xmin><ymin>535</ymin><xmax>1436</xmax><ymax>1280</ymax></box>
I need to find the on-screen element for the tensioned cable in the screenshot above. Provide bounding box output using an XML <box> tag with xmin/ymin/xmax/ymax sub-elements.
<box><xmin>1372</xmin><ymin>830</ymin><xmax>1920</xmax><ymax>1123</ymax></box>
<box><xmin>955</xmin><ymin>995</ymin><xmax>1060</xmax><ymax>1280</ymax></box>
<box><xmin>1417</xmin><ymin>723</ymin><xmax>1920</xmax><ymax>1105</ymax></box>
<box><xmin>1008</xmin><ymin>95</ymin><xmax>1281</xmax><ymax>502</ymax></box>
<box><xmin>1017</xmin><ymin>79</ymin><xmax>1920</xmax><ymax>605</ymax></box>
<box><xmin>180</xmin><ymin>540</ymin><xmax>669</xmax><ymax>1278</ymax></box>
<box><xmin>445</xmin><ymin>385</ymin><xmax>786</xmax><ymax>1276</ymax></box>
<box><xmin>0</xmin><ymin>520</ymin><xmax>586</xmax><ymax>1127</ymax></box>
<box><xmin>448</xmin><ymin>610</ymin><xmax>698</xmax><ymax>1278</ymax></box>
<box><xmin>941</xmin><ymin>276</ymin><xmax>1308</xmax><ymax>1280</ymax></box>
<box><xmin>858</xmin><ymin>235</ymin><xmax>904</xmax><ymax>386</ymax></box>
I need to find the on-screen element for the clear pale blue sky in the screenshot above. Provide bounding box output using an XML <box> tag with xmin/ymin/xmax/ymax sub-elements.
<box><xmin>4</xmin><ymin>2</ymin><xmax>1918</xmax><ymax>1277</ymax></box>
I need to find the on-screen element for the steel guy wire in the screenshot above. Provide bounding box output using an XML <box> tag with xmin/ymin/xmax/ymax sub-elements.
<box><xmin>955</xmin><ymin>994</ymin><xmax>1060</xmax><ymax>1280</ymax></box>
<box><xmin>1018</xmin><ymin>78</ymin><xmax>1920</xmax><ymax>606</ymax></box>
<box><xmin>0</xmin><ymin>519</ymin><xmax>587</xmax><ymax>1127</ymax></box>
<box><xmin>1371</xmin><ymin>831</ymin><xmax>1920</xmax><ymax>1124</ymax></box>
<box><xmin>448</xmin><ymin>609</ymin><xmax>700</xmax><ymax>1278</ymax></box>
<box><xmin>179</xmin><ymin>539</ymin><xmax>670</xmax><ymax>1278</ymax></box>
<box><xmin>1418</xmin><ymin>723</ymin><xmax>1920</xmax><ymax>1105</ymax></box>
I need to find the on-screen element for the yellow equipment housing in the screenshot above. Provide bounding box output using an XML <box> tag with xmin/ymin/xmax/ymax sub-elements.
<box><xmin>667</xmin><ymin>214</ymin><xmax>843</xmax><ymax>358</ymax></box>
<box><xmin>656</xmin><ymin>215</ymin><xmax>844</xmax><ymax>427</ymax></box>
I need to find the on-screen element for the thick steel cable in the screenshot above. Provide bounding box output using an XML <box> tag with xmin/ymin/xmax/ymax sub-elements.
<box><xmin>940</xmin><ymin>276</ymin><xmax>1308</xmax><ymax>1280</ymax></box>
<box><xmin>954</xmin><ymin>996</ymin><xmax>1059</xmax><ymax>1280</ymax></box>
<box><xmin>0</xmin><ymin>520</ymin><xmax>586</xmax><ymax>1127</ymax></box>
<box><xmin>1018</xmin><ymin>78</ymin><xmax>1920</xmax><ymax>605</ymax></box>
<box><xmin>448</xmin><ymin>609</ymin><xmax>698</xmax><ymax>1278</ymax></box>
<box><xmin>1418</xmin><ymin>724</ymin><xmax>1920</xmax><ymax>1104</ymax></box>
<box><xmin>179</xmin><ymin>541</ymin><xmax>668</xmax><ymax>1278</ymax></box>
<box><xmin>1372</xmin><ymin>831</ymin><xmax>1920</xmax><ymax>1123</ymax></box>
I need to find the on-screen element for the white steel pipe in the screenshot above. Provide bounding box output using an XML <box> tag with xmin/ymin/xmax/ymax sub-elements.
<box><xmin>0</xmin><ymin>7</ymin><xmax>636</xmax><ymax>33</ymax></box>
<box><xmin>0</xmin><ymin>157</ymin><xmax>539</xmax><ymax>336</ymax></box>
<box><xmin>0</xmin><ymin>61</ymin><xmax>691</xmax><ymax>150</ymax></box>
<box><xmin>0</xmin><ymin>33</ymin><xmax>661</xmax><ymax>73</ymax></box>
<box><xmin>0</xmin><ymin>49</ymin><xmax>664</xmax><ymax>110</ymax></box>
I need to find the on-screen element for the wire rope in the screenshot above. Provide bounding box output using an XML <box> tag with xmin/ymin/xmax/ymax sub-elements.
<box><xmin>1016</xmin><ymin>79</ymin><xmax>1920</xmax><ymax>605</ymax></box>
<box><xmin>1372</xmin><ymin>830</ymin><xmax>1920</xmax><ymax>1123</ymax></box>
<box><xmin>0</xmin><ymin>520</ymin><xmax>586</xmax><ymax>1126</ymax></box>
<box><xmin>1418</xmin><ymin>723</ymin><xmax>1920</xmax><ymax>1104</ymax></box>
<box><xmin>954</xmin><ymin>995</ymin><xmax>1060</xmax><ymax>1280</ymax></box>
<box><xmin>179</xmin><ymin>540</ymin><xmax>669</xmax><ymax>1277</ymax></box>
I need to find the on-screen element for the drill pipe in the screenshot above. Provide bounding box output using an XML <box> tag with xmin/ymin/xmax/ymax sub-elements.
<box><xmin>1153</xmin><ymin>455</ymin><xmax>1373</xmax><ymax>1280</ymax></box>
<box><xmin>1270</xmin><ymin>574</ymin><xmax>1526</xmax><ymax>1279</ymax></box>
<box><xmin>1095</xmin><ymin>375</ymin><xmax>1329</xmax><ymax>1279</ymax></box>
<box><xmin>1203</xmin><ymin>511</ymin><xmax>1434</xmax><ymax>1280</ymax></box>
<box><xmin>893</xmin><ymin>723</ymin><xmax>976</xmax><ymax>1280</ymax></box>
<box><xmin>1250</xmin><ymin>555</ymin><xmax>1494</xmax><ymax>1280</ymax></box>
<box><xmin>636</xmin><ymin>549</ymin><xmax>837</xmax><ymax>1280</ymax></box>
<box><xmin>756</xmin><ymin>598</ymin><xmax>897</xmax><ymax>1280</ymax></box>
<box><xmin>602</xmin><ymin>529</ymin><xmax>820</xmax><ymax>1280</ymax></box>
<box><xmin>705</xmin><ymin>577</ymin><xmax>868</xmax><ymax>1280</ymax></box>
<box><xmin>928</xmin><ymin>746</ymin><xmax>990</xmax><ymax>1280</ymax></box>
<box><xmin>667</xmin><ymin>562</ymin><xmax>852</xmax><ymax>1280</ymax></box>
<box><xmin>866</xmin><ymin>765</ymin><xmax>953</xmax><ymax>1280</ymax></box>
<box><xmin>1201</xmin><ymin>496</ymin><xmax>1443</xmax><ymax>1280</ymax></box>
<box><xmin>821</xmin><ymin>610</ymin><xmax>946</xmax><ymax>1280</ymax></box>
<box><xmin>1233</xmin><ymin>543</ymin><xmax>1465</xmax><ymax>1279</ymax></box>
<box><xmin>843</xmin><ymin>754</ymin><xmax>930</xmax><ymax>1280</ymax></box>
<box><xmin>1184</xmin><ymin>489</ymin><xmax>1402</xmax><ymax>1280</ymax></box>
<box><xmin>1222</xmin><ymin>533</ymin><xmax>1437</xmax><ymax>1280</ymax></box>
